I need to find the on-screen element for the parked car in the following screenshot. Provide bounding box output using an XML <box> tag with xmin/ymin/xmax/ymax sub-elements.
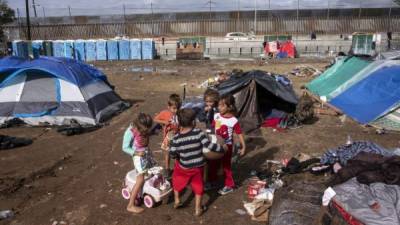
<box><xmin>224</xmin><ymin>32</ymin><xmax>256</xmax><ymax>41</ymax></box>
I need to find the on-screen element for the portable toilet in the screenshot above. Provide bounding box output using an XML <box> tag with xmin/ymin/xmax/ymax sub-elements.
<box><xmin>16</xmin><ymin>41</ymin><xmax>29</xmax><ymax>58</ymax></box>
<box><xmin>107</xmin><ymin>39</ymin><xmax>119</xmax><ymax>61</ymax></box>
<box><xmin>351</xmin><ymin>32</ymin><xmax>375</xmax><ymax>56</ymax></box>
<box><xmin>12</xmin><ymin>40</ymin><xmax>20</xmax><ymax>56</ymax></box>
<box><xmin>85</xmin><ymin>40</ymin><xmax>96</xmax><ymax>61</ymax></box>
<box><xmin>118</xmin><ymin>39</ymin><xmax>130</xmax><ymax>60</ymax></box>
<box><xmin>130</xmin><ymin>39</ymin><xmax>142</xmax><ymax>60</ymax></box>
<box><xmin>53</xmin><ymin>40</ymin><xmax>65</xmax><ymax>57</ymax></box>
<box><xmin>74</xmin><ymin>40</ymin><xmax>85</xmax><ymax>61</ymax></box>
<box><xmin>142</xmin><ymin>39</ymin><xmax>156</xmax><ymax>60</ymax></box>
<box><xmin>96</xmin><ymin>39</ymin><xmax>107</xmax><ymax>61</ymax></box>
<box><xmin>43</xmin><ymin>41</ymin><xmax>53</xmax><ymax>56</ymax></box>
<box><xmin>32</xmin><ymin>40</ymin><xmax>43</xmax><ymax>58</ymax></box>
<box><xmin>64</xmin><ymin>40</ymin><xmax>74</xmax><ymax>58</ymax></box>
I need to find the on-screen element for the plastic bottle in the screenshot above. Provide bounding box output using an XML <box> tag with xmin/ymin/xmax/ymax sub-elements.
<box><xmin>346</xmin><ymin>135</ymin><xmax>353</xmax><ymax>145</ymax></box>
<box><xmin>0</xmin><ymin>210</ymin><xmax>14</xmax><ymax>220</ymax></box>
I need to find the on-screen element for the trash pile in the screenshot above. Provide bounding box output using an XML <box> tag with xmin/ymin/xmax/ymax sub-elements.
<box><xmin>289</xmin><ymin>65</ymin><xmax>321</xmax><ymax>77</ymax></box>
<box><xmin>241</xmin><ymin>152</ymin><xmax>326</xmax><ymax>223</ymax></box>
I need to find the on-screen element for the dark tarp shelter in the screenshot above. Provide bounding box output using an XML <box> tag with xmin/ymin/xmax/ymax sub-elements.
<box><xmin>217</xmin><ymin>70</ymin><xmax>298</xmax><ymax>133</ymax></box>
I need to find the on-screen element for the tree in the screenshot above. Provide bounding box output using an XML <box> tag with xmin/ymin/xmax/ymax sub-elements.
<box><xmin>0</xmin><ymin>0</ymin><xmax>15</xmax><ymax>42</ymax></box>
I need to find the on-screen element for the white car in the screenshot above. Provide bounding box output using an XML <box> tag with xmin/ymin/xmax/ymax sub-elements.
<box><xmin>224</xmin><ymin>32</ymin><xmax>256</xmax><ymax>41</ymax></box>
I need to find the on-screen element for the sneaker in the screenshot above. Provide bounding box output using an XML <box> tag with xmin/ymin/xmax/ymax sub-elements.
<box><xmin>218</xmin><ymin>186</ymin><xmax>234</xmax><ymax>195</ymax></box>
<box><xmin>204</xmin><ymin>182</ymin><xmax>218</xmax><ymax>191</ymax></box>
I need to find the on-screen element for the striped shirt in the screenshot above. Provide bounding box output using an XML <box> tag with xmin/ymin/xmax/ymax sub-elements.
<box><xmin>169</xmin><ymin>128</ymin><xmax>223</xmax><ymax>169</ymax></box>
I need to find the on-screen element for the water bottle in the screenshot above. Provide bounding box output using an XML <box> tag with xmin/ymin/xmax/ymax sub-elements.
<box><xmin>346</xmin><ymin>135</ymin><xmax>352</xmax><ymax>145</ymax></box>
<box><xmin>0</xmin><ymin>210</ymin><xmax>14</xmax><ymax>220</ymax></box>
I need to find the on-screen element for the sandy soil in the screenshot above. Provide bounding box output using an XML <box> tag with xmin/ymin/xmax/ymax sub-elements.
<box><xmin>1</xmin><ymin>59</ymin><xmax>399</xmax><ymax>225</ymax></box>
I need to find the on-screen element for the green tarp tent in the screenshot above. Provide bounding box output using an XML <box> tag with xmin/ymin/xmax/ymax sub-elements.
<box><xmin>305</xmin><ymin>56</ymin><xmax>371</xmax><ymax>100</ymax></box>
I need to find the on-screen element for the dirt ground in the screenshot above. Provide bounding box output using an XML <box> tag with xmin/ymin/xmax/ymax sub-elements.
<box><xmin>1</xmin><ymin>59</ymin><xmax>399</xmax><ymax>225</ymax></box>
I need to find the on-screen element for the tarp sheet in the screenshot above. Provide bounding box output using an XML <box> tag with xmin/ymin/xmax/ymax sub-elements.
<box><xmin>218</xmin><ymin>70</ymin><xmax>298</xmax><ymax>133</ymax></box>
<box><xmin>330</xmin><ymin>65</ymin><xmax>400</xmax><ymax>124</ymax></box>
<box><xmin>306</xmin><ymin>56</ymin><xmax>371</xmax><ymax>98</ymax></box>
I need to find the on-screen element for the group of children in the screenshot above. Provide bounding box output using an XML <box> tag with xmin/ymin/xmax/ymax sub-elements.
<box><xmin>122</xmin><ymin>89</ymin><xmax>246</xmax><ymax>216</ymax></box>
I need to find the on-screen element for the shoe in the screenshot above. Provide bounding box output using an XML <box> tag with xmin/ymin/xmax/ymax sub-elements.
<box><xmin>218</xmin><ymin>186</ymin><xmax>234</xmax><ymax>195</ymax></box>
<box><xmin>204</xmin><ymin>182</ymin><xmax>218</xmax><ymax>191</ymax></box>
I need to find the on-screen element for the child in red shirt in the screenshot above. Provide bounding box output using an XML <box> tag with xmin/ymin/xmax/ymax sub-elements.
<box><xmin>154</xmin><ymin>94</ymin><xmax>182</xmax><ymax>175</ymax></box>
<box><xmin>209</xmin><ymin>94</ymin><xmax>246</xmax><ymax>195</ymax></box>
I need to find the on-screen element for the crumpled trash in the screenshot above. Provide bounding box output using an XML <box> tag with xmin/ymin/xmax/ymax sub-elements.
<box><xmin>255</xmin><ymin>188</ymin><xmax>275</xmax><ymax>201</ymax></box>
<box><xmin>235</xmin><ymin>209</ymin><xmax>247</xmax><ymax>216</ymax></box>
<box><xmin>322</xmin><ymin>187</ymin><xmax>336</xmax><ymax>206</ymax></box>
<box><xmin>0</xmin><ymin>210</ymin><xmax>14</xmax><ymax>220</ymax></box>
<box><xmin>244</xmin><ymin>199</ymin><xmax>267</xmax><ymax>216</ymax></box>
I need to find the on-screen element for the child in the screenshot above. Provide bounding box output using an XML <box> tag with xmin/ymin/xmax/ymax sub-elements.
<box><xmin>208</xmin><ymin>94</ymin><xmax>246</xmax><ymax>195</ymax></box>
<box><xmin>154</xmin><ymin>94</ymin><xmax>182</xmax><ymax>175</ymax></box>
<box><xmin>169</xmin><ymin>108</ymin><xmax>226</xmax><ymax>216</ymax></box>
<box><xmin>202</xmin><ymin>88</ymin><xmax>219</xmax><ymax>131</ymax></box>
<box><xmin>122</xmin><ymin>113</ymin><xmax>154</xmax><ymax>214</ymax></box>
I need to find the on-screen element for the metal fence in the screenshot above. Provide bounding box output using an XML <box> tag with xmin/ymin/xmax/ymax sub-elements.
<box><xmin>5</xmin><ymin>15</ymin><xmax>399</xmax><ymax>40</ymax></box>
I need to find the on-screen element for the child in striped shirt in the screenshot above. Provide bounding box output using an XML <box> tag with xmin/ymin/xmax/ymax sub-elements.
<box><xmin>169</xmin><ymin>108</ymin><xmax>226</xmax><ymax>216</ymax></box>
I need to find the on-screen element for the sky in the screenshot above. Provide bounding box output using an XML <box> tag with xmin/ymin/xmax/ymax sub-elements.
<box><xmin>8</xmin><ymin>0</ymin><xmax>398</xmax><ymax>17</ymax></box>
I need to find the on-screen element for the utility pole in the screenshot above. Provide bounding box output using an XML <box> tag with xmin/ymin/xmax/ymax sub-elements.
<box><xmin>296</xmin><ymin>0</ymin><xmax>299</xmax><ymax>44</ymax></box>
<box><xmin>32</xmin><ymin>0</ymin><xmax>37</xmax><ymax>17</ymax></box>
<box><xmin>123</xmin><ymin>4</ymin><xmax>127</xmax><ymax>36</ymax></box>
<box><xmin>327</xmin><ymin>0</ymin><xmax>330</xmax><ymax>21</ymax></box>
<box><xmin>25</xmin><ymin>0</ymin><xmax>32</xmax><ymax>40</ymax></box>
<box><xmin>254</xmin><ymin>0</ymin><xmax>257</xmax><ymax>34</ymax></box>
<box><xmin>68</xmin><ymin>5</ymin><xmax>72</xmax><ymax>18</ymax></box>
<box><xmin>42</xmin><ymin>7</ymin><xmax>45</xmax><ymax>18</ymax></box>
<box><xmin>151</xmin><ymin>1</ymin><xmax>154</xmax><ymax>36</ymax></box>
<box><xmin>358</xmin><ymin>0</ymin><xmax>362</xmax><ymax>30</ymax></box>
<box><xmin>388</xmin><ymin>4</ymin><xmax>392</xmax><ymax>32</ymax></box>
<box><xmin>205</xmin><ymin>0</ymin><xmax>216</xmax><ymax>48</ymax></box>
<box><xmin>237</xmin><ymin>0</ymin><xmax>240</xmax><ymax>31</ymax></box>
<box><xmin>268</xmin><ymin>0</ymin><xmax>270</xmax><ymax>9</ymax></box>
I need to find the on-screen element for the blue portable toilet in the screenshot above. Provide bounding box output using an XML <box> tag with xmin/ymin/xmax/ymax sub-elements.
<box><xmin>64</xmin><ymin>40</ymin><xmax>74</xmax><ymax>58</ymax></box>
<box><xmin>53</xmin><ymin>40</ymin><xmax>65</xmax><ymax>57</ymax></box>
<box><xmin>12</xmin><ymin>40</ymin><xmax>19</xmax><ymax>56</ymax></box>
<box><xmin>85</xmin><ymin>40</ymin><xmax>96</xmax><ymax>61</ymax></box>
<box><xmin>141</xmin><ymin>39</ymin><xmax>156</xmax><ymax>60</ymax></box>
<box><xmin>16</xmin><ymin>41</ymin><xmax>29</xmax><ymax>59</ymax></box>
<box><xmin>32</xmin><ymin>40</ymin><xmax>43</xmax><ymax>58</ymax></box>
<box><xmin>96</xmin><ymin>39</ymin><xmax>107</xmax><ymax>61</ymax></box>
<box><xmin>74</xmin><ymin>40</ymin><xmax>85</xmax><ymax>61</ymax></box>
<box><xmin>118</xmin><ymin>39</ymin><xmax>130</xmax><ymax>60</ymax></box>
<box><xmin>107</xmin><ymin>39</ymin><xmax>119</xmax><ymax>61</ymax></box>
<box><xmin>130</xmin><ymin>39</ymin><xmax>142</xmax><ymax>60</ymax></box>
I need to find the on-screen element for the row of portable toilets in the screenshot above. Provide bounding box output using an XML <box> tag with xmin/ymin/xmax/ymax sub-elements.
<box><xmin>11</xmin><ymin>39</ymin><xmax>156</xmax><ymax>61</ymax></box>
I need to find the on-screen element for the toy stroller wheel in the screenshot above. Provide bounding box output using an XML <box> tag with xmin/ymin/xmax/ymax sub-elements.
<box><xmin>121</xmin><ymin>188</ymin><xmax>130</xmax><ymax>200</ymax></box>
<box><xmin>143</xmin><ymin>195</ymin><xmax>155</xmax><ymax>208</ymax></box>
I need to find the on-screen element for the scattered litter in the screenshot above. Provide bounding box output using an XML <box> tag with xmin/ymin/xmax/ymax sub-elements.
<box><xmin>59</xmin><ymin>221</ymin><xmax>67</xmax><ymax>225</ymax></box>
<box><xmin>51</xmin><ymin>221</ymin><xmax>58</xmax><ymax>225</ymax></box>
<box><xmin>289</xmin><ymin>65</ymin><xmax>321</xmax><ymax>77</ymax></box>
<box><xmin>0</xmin><ymin>210</ymin><xmax>14</xmax><ymax>220</ymax></box>
<box><xmin>255</xmin><ymin>188</ymin><xmax>274</xmax><ymax>201</ymax></box>
<box><xmin>235</xmin><ymin>209</ymin><xmax>247</xmax><ymax>216</ymax></box>
<box><xmin>376</xmin><ymin>128</ymin><xmax>386</xmax><ymax>135</ymax></box>
<box><xmin>243</xmin><ymin>199</ymin><xmax>270</xmax><ymax>216</ymax></box>
<box><xmin>100</xmin><ymin>204</ymin><xmax>107</xmax><ymax>209</ymax></box>
<box><xmin>322</xmin><ymin>187</ymin><xmax>336</xmax><ymax>206</ymax></box>
<box><xmin>113</xmin><ymin>161</ymin><xmax>119</xmax><ymax>165</ymax></box>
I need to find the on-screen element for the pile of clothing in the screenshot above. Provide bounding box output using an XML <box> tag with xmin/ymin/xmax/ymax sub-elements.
<box><xmin>0</xmin><ymin>134</ymin><xmax>33</xmax><ymax>150</ymax></box>
<box><xmin>320</xmin><ymin>141</ymin><xmax>400</xmax><ymax>225</ymax></box>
